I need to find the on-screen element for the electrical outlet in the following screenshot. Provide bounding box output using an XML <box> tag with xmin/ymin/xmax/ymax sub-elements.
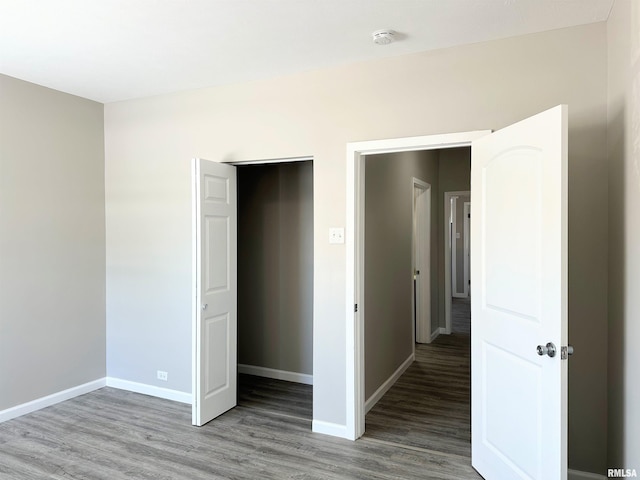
<box><xmin>329</xmin><ymin>227</ymin><xmax>345</xmax><ymax>244</ymax></box>
<box><xmin>157</xmin><ymin>370</ymin><xmax>168</xmax><ymax>381</ymax></box>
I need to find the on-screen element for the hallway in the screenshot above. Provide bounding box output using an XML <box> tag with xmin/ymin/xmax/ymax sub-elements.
<box><xmin>364</xmin><ymin>298</ymin><xmax>474</xmax><ymax>461</ymax></box>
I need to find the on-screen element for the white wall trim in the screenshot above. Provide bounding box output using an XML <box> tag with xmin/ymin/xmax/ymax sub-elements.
<box><xmin>430</xmin><ymin>327</ymin><xmax>447</xmax><ymax>342</ymax></box>
<box><xmin>568</xmin><ymin>469</ymin><xmax>605</xmax><ymax>480</ymax></box>
<box><xmin>444</xmin><ymin>191</ymin><xmax>471</xmax><ymax>333</ymax></box>
<box><xmin>238</xmin><ymin>364</ymin><xmax>313</xmax><ymax>385</ymax></box>
<box><xmin>346</xmin><ymin>131</ymin><xmax>491</xmax><ymax>441</ymax></box>
<box><xmin>106</xmin><ymin>377</ymin><xmax>192</xmax><ymax>404</ymax></box>
<box><xmin>365</xmin><ymin>353</ymin><xmax>414</xmax><ymax>413</ymax></box>
<box><xmin>450</xmin><ymin>195</ymin><xmax>459</xmax><ymax>298</ymax></box>
<box><xmin>312</xmin><ymin>420</ymin><xmax>350</xmax><ymax>439</ymax></box>
<box><xmin>0</xmin><ymin>378</ymin><xmax>106</xmax><ymax>423</ymax></box>
<box><xmin>228</xmin><ymin>155</ymin><xmax>313</xmax><ymax>166</ymax></box>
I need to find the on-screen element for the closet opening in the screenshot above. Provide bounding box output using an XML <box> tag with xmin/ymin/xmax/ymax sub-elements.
<box><xmin>235</xmin><ymin>160</ymin><xmax>314</xmax><ymax>423</ymax></box>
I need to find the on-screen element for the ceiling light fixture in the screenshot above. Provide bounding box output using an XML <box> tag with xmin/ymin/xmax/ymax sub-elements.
<box><xmin>372</xmin><ymin>29</ymin><xmax>396</xmax><ymax>45</ymax></box>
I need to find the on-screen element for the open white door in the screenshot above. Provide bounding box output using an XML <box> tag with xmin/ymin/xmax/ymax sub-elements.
<box><xmin>471</xmin><ymin>105</ymin><xmax>568</xmax><ymax>479</ymax></box>
<box><xmin>413</xmin><ymin>179</ymin><xmax>431</xmax><ymax>343</ymax></box>
<box><xmin>192</xmin><ymin>158</ymin><xmax>237</xmax><ymax>426</ymax></box>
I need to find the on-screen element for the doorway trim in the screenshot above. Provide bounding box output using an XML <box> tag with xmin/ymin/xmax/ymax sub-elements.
<box><xmin>463</xmin><ymin>201</ymin><xmax>471</xmax><ymax>298</ymax></box>
<box><xmin>194</xmin><ymin>154</ymin><xmax>315</xmax><ymax>427</ymax></box>
<box><xmin>345</xmin><ymin>131</ymin><xmax>491</xmax><ymax>440</ymax></box>
<box><xmin>444</xmin><ymin>190</ymin><xmax>471</xmax><ymax>334</ymax></box>
<box><xmin>412</xmin><ymin>178</ymin><xmax>432</xmax><ymax>345</ymax></box>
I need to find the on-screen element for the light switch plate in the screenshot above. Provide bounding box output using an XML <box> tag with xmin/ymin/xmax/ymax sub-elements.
<box><xmin>329</xmin><ymin>227</ymin><xmax>345</xmax><ymax>244</ymax></box>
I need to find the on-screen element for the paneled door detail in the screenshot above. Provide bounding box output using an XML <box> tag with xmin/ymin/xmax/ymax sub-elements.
<box><xmin>192</xmin><ymin>158</ymin><xmax>237</xmax><ymax>426</ymax></box>
<box><xmin>471</xmin><ymin>105</ymin><xmax>568</xmax><ymax>479</ymax></box>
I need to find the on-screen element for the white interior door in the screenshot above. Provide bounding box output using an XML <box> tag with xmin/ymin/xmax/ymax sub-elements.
<box><xmin>413</xmin><ymin>180</ymin><xmax>431</xmax><ymax>344</ymax></box>
<box><xmin>192</xmin><ymin>158</ymin><xmax>237</xmax><ymax>426</ymax></box>
<box><xmin>471</xmin><ymin>105</ymin><xmax>568</xmax><ymax>479</ymax></box>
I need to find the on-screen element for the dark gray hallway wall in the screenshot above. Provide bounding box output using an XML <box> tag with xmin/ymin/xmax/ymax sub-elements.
<box><xmin>237</xmin><ymin>162</ymin><xmax>313</xmax><ymax>376</ymax></box>
<box><xmin>364</xmin><ymin>150</ymin><xmax>439</xmax><ymax>399</ymax></box>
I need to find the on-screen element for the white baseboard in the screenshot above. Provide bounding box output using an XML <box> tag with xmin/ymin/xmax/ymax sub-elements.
<box><xmin>365</xmin><ymin>353</ymin><xmax>415</xmax><ymax>413</ymax></box>
<box><xmin>430</xmin><ymin>327</ymin><xmax>447</xmax><ymax>342</ymax></box>
<box><xmin>0</xmin><ymin>378</ymin><xmax>106</xmax><ymax>423</ymax></box>
<box><xmin>106</xmin><ymin>377</ymin><xmax>192</xmax><ymax>404</ymax></box>
<box><xmin>568</xmin><ymin>469</ymin><xmax>605</xmax><ymax>480</ymax></box>
<box><xmin>238</xmin><ymin>364</ymin><xmax>313</xmax><ymax>385</ymax></box>
<box><xmin>312</xmin><ymin>420</ymin><xmax>350</xmax><ymax>439</ymax></box>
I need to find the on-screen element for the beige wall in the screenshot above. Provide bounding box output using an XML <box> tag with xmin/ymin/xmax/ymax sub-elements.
<box><xmin>364</xmin><ymin>150</ymin><xmax>439</xmax><ymax>399</ymax></box>
<box><xmin>237</xmin><ymin>162</ymin><xmax>313</xmax><ymax>376</ymax></box>
<box><xmin>0</xmin><ymin>75</ymin><xmax>106</xmax><ymax>410</ymax></box>
<box><xmin>104</xmin><ymin>23</ymin><xmax>608</xmax><ymax>471</ymax></box>
<box><xmin>607</xmin><ymin>0</ymin><xmax>640</xmax><ymax>469</ymax></box>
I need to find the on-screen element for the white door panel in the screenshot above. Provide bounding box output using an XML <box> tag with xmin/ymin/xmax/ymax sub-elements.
<box><xmin>414</xmin><ymin>180</ymin><xmax>431</xmax><ymax>344</ymax></box>
<box><xmin>192</xmin><ymin>158</ymin><xmax>237</xmax><ymax>426</ymax></box>
<box><xmin>471</xmin><ymin>105</ymin><xmax>568</xmax><ymax>479</ymax></box>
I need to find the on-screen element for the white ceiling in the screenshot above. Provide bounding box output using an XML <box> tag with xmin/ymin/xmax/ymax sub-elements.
<box><xmin>0</xmin><ymin>0</ymin><xmax>613</xmax><ymax>103</ymax></box>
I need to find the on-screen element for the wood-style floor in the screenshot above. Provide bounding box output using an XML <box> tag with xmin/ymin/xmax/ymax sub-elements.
<box><xmin>365</xmin><ymin>297</ymin><xmax>474</xmax><ymax>460</ymax></box>
<box><xmin>0</xmin><ymin>299</ymin><xmax>480</xmax><ymax>479</ymax></box>
<box><xmin>238</xmin><ymin>374</ymin><xmax>312</xmax><ymax>421</ymax></box>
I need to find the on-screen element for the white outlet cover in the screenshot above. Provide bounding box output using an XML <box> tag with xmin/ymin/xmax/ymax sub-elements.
<box><xmin>329</xmin><ymin>227</ymin><xmax>345</xmax><ymax>244</ymax></box>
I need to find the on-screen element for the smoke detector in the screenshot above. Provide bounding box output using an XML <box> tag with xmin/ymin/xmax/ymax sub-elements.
<box><xmin>372</xmin><ymin>29</ymin><xmax>396</xmax><ymax>45</ymax></box>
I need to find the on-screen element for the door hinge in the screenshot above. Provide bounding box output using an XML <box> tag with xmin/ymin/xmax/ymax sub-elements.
<box><xmin>354</xmin><ymin>304</ymin><xmax>358</xmax><ymax>313</ymax></box>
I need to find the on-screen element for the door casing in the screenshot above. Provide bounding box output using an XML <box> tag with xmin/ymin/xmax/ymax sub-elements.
<box><xmin>412</xmin><ymin>178</ymin><xmax>432</xmax><ymax>344</ymax></box>
<box><xmin>192</xmin><ymin>155</ymin><xmax>313</xmax><ymax>425</ymax></box>
<box><xmin>345</xmin><ymin>131</ymin><xmax>491</xmax><ymax>440</ymax></box>
<box><xmin>444</xmin><ymin>190</ymin><xmax>471</xmax><ymax>333</ymax></box>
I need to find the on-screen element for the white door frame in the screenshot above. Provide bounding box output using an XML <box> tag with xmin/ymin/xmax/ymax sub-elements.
<box><xmin>450</xmin><ymin>195</ymin><xmax>459</xmax><ymax>297</ymax></box>
<box><xmin>412</xmin><ymin>178</ymin><xmax>431</xmax><ymax>344</ymax></box>
<box><xmin>345</xmin><ymin>130</ymin><xmax>491</xmax><ymax>440</ymax></box>
<box><xmin>444</xmin><ymin>191</ymin><xmax>471</xmax><ymax>333</ymax></box>
<box><xmin>463</xmin><ymin>201</ymin><xmax>471</xmax><ymax>297</ymax></box>
<box><xmin>451</xmin><ymin>194</ymin><xmax>471</xmax><ymax>299</ymax></box>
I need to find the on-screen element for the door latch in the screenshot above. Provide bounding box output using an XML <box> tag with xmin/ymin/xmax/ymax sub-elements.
<box><xmin>560</xmin><ymin>345</ymin><xmax>574</xmax><ymax>360</ymax></box>
<box><xmin>537</xmin><ymin>342</ymin><xmax>574</xmax><ymax>359</ymax></box>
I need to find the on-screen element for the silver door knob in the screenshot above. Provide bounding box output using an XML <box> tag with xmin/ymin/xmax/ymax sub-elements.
<box><xmin>201</xmin><ymin>304</ymin><xmax>208</xmax><ymax>310</ymax></box>
<box><xmin>537</xmin><ymin>342</ymin><xmax>556</xmax><ymax>357</ymax></box>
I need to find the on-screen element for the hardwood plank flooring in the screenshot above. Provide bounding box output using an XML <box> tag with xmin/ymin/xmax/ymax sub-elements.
<box><xmin>365</xmin><ymin>298</ymin><xmax>478</xmax><ymax>474</ymax></box>
<box><xmin>0</xmin><ymin>387</ymin><xmax>481</xmax><ymax>479</ymax></box>
<box><xmin>0</xmin><ymin>300</ymin><xmax>481</xmax><ymax>479</ymax></box>
<box><xmin>238</xmin><ymin>374</ymin><xmax>312</xmax><ymax>421</ymax></box>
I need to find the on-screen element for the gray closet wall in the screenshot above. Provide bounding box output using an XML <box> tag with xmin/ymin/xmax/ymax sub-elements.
<box><xmin>237</xmin><ymin>161</ymin><xmax>313</xmax><ymax>376</ymax></box>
